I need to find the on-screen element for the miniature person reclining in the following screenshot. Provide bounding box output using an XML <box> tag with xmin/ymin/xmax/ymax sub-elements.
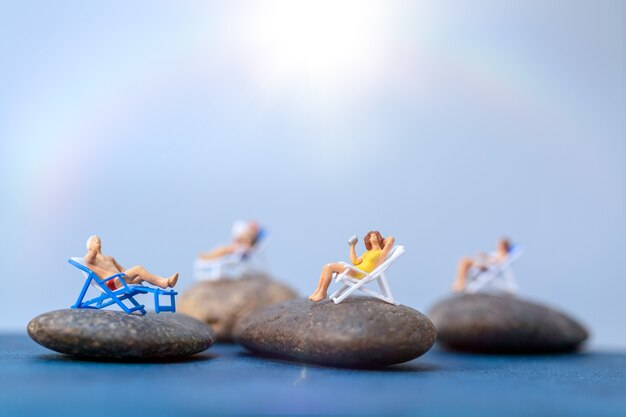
<box><xmin>451</xmin><ymin>237</ymin><xmax>512</xmax><ymax>292</ymax></box>
<box><xmin>84</xmin><ymin>235</ymin><xmax>179</xmax><ymax>290</ymax></box>
<box><xmin>308</xmin><ymin>231</ymin><xmax>395</xmax><ymax>302</ymax></box>
<box><xmin>198</xmin><ymin>220</ymin><xmax>262</xmax><ymax>261</ymax></box>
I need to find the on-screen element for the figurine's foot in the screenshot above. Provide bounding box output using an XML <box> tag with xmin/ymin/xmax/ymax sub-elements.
<box><xmin>308</xmin><ymin>292</ymin><xmax>326</xmax><ymax>302</ymax></box>
<box><xmin>451</xmin><ymin>281</ymin><xmax>465</xmax><ymax>292</ymax></box>
<box><xmin>168</xmin><ymin>273</ymin><xmax>179</xmax><ymax>288</ymax></box>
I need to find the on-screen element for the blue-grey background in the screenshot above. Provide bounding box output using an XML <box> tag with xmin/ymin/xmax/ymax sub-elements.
<box><xmin>0</xmin><ymin>1</ymin><xmax>624</xmax><ymax>347</ymax></box>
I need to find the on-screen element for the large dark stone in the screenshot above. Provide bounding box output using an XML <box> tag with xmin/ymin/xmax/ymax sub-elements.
<box><xmin>234</xmin><ymin>297</ymin><xmax>437</xmax><ymax>367</ymax></box>
<box><xmin>428</xmin><ymin>293</ymin><xmax>589</xmax><ymax>353</ymax></box>
<box><xmin>177</xmin><ymin>273</ymin><xmax>297</xmax><ymax>342</ymax></box>
<box><xmin>27</xmin><ymin>309</ymin><xmax>215</xmax><ymax>360</ymax></box>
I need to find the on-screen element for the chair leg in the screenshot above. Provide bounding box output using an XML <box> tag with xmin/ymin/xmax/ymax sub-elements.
<box><xmin>76</xmin><ymin>293</ymin><xmax>111</xmax><ymax>309</ymax></box>
<box><xmin>503</xmin><ymin>268</ymin><xmax>518</xmax><ymax>293</ymax></box>
<box><xmin>332</xmin><ymin>287</ymin><xmax>354</xmax><ymax>304</ymax></box>
<box><xmin>333</xmin><ymin>278</ymin><xmax>370</xmax><ymax>304</ymax></box>
<box><xmin>119</xmin><ymin>300</ymin><xmax>131</xmax><ymax>314</ymax></box>
<box><xmin>72</xmin><ymin>277</ymin><xmax>94</xmax><ymax>309</ymax></box>
<box><xmin>329</xmin><ymin>284</ymin><xmax>350</xmax><ymax>302</ymax></box>
<box><xmin>469</xmin><ymin>271</ymin><xmax>495</xmax><ymax>293</ymax></box>
<box><xmin>154</xmin><ymin>291</ymin><xmax>160</xmax><ymax>314</ymax></box>
<box><xmin>377</xmin><ymin>274</ymin><xmax>395</xmax><ymax>302</ymax></box>
<box><xmin>360</xmin><ymin>286</ymin><xmax>400</xmax><ymax>305</ymax></box>
<box><xmin>170</xmin><ymin>292</ymin><xmax>176</xmax><ymax>312</ymax></box>
<box><xmin>125</xmin><ymin>295</ymin><xmax>146</xmax><ymax>315</ymax></box>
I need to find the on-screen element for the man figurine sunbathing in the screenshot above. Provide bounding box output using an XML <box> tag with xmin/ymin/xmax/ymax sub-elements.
<box><xmin>84</xmin><ymin>235</ymin><xmax>179</xmax><ymax>290</ymax></box>
<box><xmin>308</xmin><ymin>231</ymin><xmax>395</xmax><ymax>302</ymax></box>
<box><xmin>451</xmin><ymin>237</ymin><xmax>512</xmax><ymax>292</ymax></box>
<box><xmin>198</xmin><ymin>220</ymin><xmax>262</xmax><ymax>260</ymax></box>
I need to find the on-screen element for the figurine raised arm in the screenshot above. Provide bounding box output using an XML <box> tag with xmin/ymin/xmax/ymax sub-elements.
<box><xmin>308</xmin><ymin>231</ymin><xmax>395</xmax><ymax>302</ymax></box>
<box><xmin>451</xmin><ymin>237</ymin><xmax>512</xmax><ymax>292</ymax></box>
<box><xmin>84</xmin><ymin>235</ymin><xmax>178</xmax><ymax>290</ymax></box>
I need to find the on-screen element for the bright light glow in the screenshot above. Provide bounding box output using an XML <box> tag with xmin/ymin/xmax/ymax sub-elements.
<box><xmin>234</xmin><ymin>0</ymin><xmax>391</xmax><ymax>99</ymax></box>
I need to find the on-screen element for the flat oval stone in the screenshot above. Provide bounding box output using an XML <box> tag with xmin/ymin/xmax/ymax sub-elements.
<box><xmin>234</xmin><ymin>297</ymin><xmax>437</xmax><ymax>367</ymax></box>
<box><xmin>429</xmin><ymin>293</ymin><xmax>588</xmax><ymax>353</ymax></box>
<box><xmin>27</xmin><ymin>309</ymin><xmax>215</xmax><ymax>360</ymax></box>
<box><xmin>177</xmin><ymin>273</ymin><xmax>297</xmax><ymax>342</ymax></box>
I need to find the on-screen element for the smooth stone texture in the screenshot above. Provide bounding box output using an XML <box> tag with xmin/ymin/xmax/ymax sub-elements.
<box><xmin>234</xmin><ymin>297</ymin><xmax>437</xmax><ymax>367</ymax></box>
<box><xmin>177</xmin><ymin>273</ymin><xmax>297</xmax><ymax>342</ymax></box>
<box><xmin>429</xmin><ymin>293</ymin><xmax>589</xmax><ymax>353</ymax></box>
<box><xmin>27</xmin><ymin>309</ymin><xmax>215</xmax><ymax>360</ymax></box>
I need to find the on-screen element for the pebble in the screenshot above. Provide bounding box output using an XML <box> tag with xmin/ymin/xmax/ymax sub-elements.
<box><xmin>177</xmin><ymin>273</ymin><xmax>297</xmax><ymax>342</ymax></box>
<box><xmin>234</xmin><ymin>297</ymin><xmax>437</xmax><ymax>367</ymax></box>
<box><xmin>27</xmin><ymin>309</ymin><xmax>215</xmax><ymax>360</ymax></box>
<box><xmin>428</xmin><ymin>293</ymin><xmax>588</xmax><ymax>353</ymax></box>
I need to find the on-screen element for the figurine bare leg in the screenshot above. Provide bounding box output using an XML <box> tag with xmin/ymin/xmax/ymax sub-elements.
<box><xmin>308</xmin><ymin>263</ymin><xmax>347</xmax><ymax>302</ymax></box>
<box><xmin>123</xmin><ymin>265</ymin><xmax>179</xmax><ymax>289</ymax></box>
<box><xmin>198</xmin><ymin>245</ymin><xmax>236</xmax><ymax>260</ymax></box>
<box><xmin>452</xmin><ymin>257</ymin><xmax>474</xmax><ymax>292</ymax></box>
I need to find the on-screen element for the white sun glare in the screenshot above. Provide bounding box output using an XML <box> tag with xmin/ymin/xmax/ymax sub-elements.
<box><xmin>235</xmin><ymin>0</ymin><xmax>391</xmax><ymax>100</ymax></box>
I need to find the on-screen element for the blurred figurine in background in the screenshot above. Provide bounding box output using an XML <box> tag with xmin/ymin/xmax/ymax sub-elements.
<box><xmin>452</xmin><ymin>237</ymin><xmax>522</xmax><ymax>294</ymax></box>
<box><xmin>198</xmin><ymin>220</ymin><xmax>262</xmax><ymax>261</ymax></box>
<box><xmin>194</xmin><ymin>220</ymin><xmax>269</xmax><ymax>280</ymax></box>
<box><xmin>84</xmin><ymin>235</ymin><xmax>179</xmax><ymax>290</ymax></box>
<box><xmin>308</xmin><ymin>231</ymin><xmax>397</xmax><ymax>303</ymax></box>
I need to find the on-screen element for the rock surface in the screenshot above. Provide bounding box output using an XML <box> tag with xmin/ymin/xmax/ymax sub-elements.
<box><xmin>177</xmin><ymin>273</ymin><xmax>297</xmax><ymax>342</ymax></box>
<box><xmin>234</xmin><ymin>297</ymin><xmax>437</xmax><ymax>367</ymax></box>
<box><xmin>429</xmin><ymin>293</ymin><xmax>588</xmax><ymax>353</ymax></box>
<box><xmin>27</xmin><ymin>309</ymin><xmax>215</xmax><ymax>360</ymax></box>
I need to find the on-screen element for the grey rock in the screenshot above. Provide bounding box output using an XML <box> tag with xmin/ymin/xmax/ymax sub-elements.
<box><xmin>177</xmin><ymin>273</ymin><xmax>297</xmax><ymax>342</ymax></box>
<box><xmin>429</xmin><ymin>293</ymin><xmax>589</xmax><ymax>353</ymax></box>
<box><xmin>234</xmin><ymin>297</ymin><xmax>437</xmax><ymax>367</ymax></box>
<box><xmin>27</xmin><ymin>309</ymin><xmax>215</xmax><ymax>360</ymax></box>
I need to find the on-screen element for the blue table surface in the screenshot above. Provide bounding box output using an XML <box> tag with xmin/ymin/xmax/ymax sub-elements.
<box><xmin>1</xmin><ymin>334</ymin><xmax>625</xmax><ymax>417</ymax></box>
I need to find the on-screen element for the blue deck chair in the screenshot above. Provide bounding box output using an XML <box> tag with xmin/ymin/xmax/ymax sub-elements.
<box><xmin>69</xmin><ymin>258</ymin><xmax>177</xmax><ymax>315</ymax></box>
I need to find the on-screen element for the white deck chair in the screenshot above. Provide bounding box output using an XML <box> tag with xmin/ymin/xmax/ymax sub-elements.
<box><xmin>194</xmin><ymin>232</ymin><xmax>270</xmax><ymax>280</ymax></box>
<box><xmin>465</xmin><ymin>245</ymin><xmax>524</xmax><ymax>294</ymax></box>
<box><xmin>329</xmin><ymin>245</ymin><xmax>405</xmax><ymax>306</ymax></box>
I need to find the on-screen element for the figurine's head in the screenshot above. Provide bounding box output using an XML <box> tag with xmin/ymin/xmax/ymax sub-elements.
<box><xmin>232</xmin><ymin>220</ymin><xmax>261</xmax><ymax>246</ymax></box>
<box><xmin>498</xmin><ymin>237</ymin><xmax>512</xmax><ymax>253</ymax></box>
<box><xmin>86</xmin><ymin>235</ymin><xmax>102</xmax><ymax>252</ymax></box>
<box><xmin>364</xmin><ymin>231</ymin><xmax>386</xmax><ymax>251</ymax></box>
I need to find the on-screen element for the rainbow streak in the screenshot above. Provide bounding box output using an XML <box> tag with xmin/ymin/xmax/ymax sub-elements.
<box><xmin>4</xmin><ymin>3</ymin><xmax>594</xmax><ymax>236</ymax></box>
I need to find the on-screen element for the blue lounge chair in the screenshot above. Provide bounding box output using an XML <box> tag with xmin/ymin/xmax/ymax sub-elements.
<box><xmin>69</xmin><ymin>257</ymin><xmax>177</xmax><ymax>315</ymax></box>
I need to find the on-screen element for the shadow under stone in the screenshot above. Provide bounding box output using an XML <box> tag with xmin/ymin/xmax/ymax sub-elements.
<box><xmin>35</xmin><ymin>352</ymin><xmax>216</xmax><ymax>364</ymax></box>
<box><xmin>433</xmin><ymin>343</ymin><xmax>588</xmax><ymax>356</ymax></box>
<box><xmin>237</xmin><ymin>350</ymin><xmax>440</xmax><ymax>372</ymax></box>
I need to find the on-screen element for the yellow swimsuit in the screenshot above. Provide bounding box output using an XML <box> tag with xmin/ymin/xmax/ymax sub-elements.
<box><xmin>352</xmin><ymin>249</ymin><xmax>382</xmax><ymax>279</ymax></box>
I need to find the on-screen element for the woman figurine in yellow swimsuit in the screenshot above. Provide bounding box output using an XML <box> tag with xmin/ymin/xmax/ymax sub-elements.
<box><xmin>308</xmin><ymin>231</ymin><xmax>395</xmax><ymax>302</ymax></box>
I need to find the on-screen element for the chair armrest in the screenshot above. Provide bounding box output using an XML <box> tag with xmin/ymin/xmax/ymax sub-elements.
<box><xmin>342</xmin><ymin>264</ymin><xmax>366</xmax><ymax>273</ymax></box>
<box><xmin>99</xmin><ymin>273</ymin><xmax>129</xmax><ymax>290</ymax></box>
<box><xmin>195</xmin><ymin>254</ymin><xmax>244</xmax><ymax>268</ymax></box>
<box><xmin>333</xmin><ymin>262</ymin><xmax>368</xmax><ymax>282</ymax></box>
<box><xmin>100</xmin><ymin>273</ymin><xmax>125</xmax><ymax>282</ymax></box>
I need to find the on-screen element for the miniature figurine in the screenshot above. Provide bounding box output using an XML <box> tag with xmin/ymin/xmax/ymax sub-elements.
<box><xmin>84</xmin><ymin>235</ymin><xmax>178</xmax><ymax>290</ymax></box>
<box><xmin>194</xmin><ymin>220</ymin><xmax>269</xmax><ymax>280</ymax></box>
<box><xmin>198</xmin><ymin>220</ymin><xmax>262</xmax><ymax>260</ymax></box>
<box><xmin>452</xmin><ymin>237</ymin><xmax>522</xmax><ymax>293</ymax></box>
<box><xmin>308</xmin><ymin>231</ymin><xmax>396</xmax><ymax>302</ymax></box>
<box><xmin>68</xmin><ymin>236</ymin><xmax>178</xmax><ymax>314</ymax></box>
